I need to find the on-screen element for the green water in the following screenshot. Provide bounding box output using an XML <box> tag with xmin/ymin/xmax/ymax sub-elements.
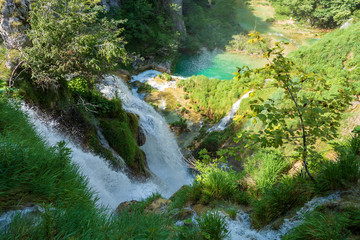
<box><xmin>174</xmin><ymin>50</ymin><xmax>267</xmax><ymax>80</ymax></box>
<box><xmin>175</xmin><ymin>2</ymin><xmax>320</xmax><ymax>80</ymax></box>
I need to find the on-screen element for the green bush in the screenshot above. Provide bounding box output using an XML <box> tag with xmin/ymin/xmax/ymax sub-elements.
<box><xmin>316</xmin><ymin>134</ymin><xmax>360</xmax><ymax>192</ymax></box>
<box><xmin>284</xmin><ymin>207</ymin><xmax>360</xmax><ymax>240</ymax></box>
<box><xmin>244</xmin><ymin>149</ymin><xmax>289</xmax><ymax>191</ymax></box>
<box><xmin>251</xmin><ymin>177</ymin><xmax>313</xmax><ymax>228</ymax></box>
<box><xmin>196</xmin><ymin>211</ymin><xmax>229</xmax><ymax>240</ymax></box>
<box><xmin>195</xmin><ymin>163</ymin><xmax>239</xmax><ymax>203</ymax></box>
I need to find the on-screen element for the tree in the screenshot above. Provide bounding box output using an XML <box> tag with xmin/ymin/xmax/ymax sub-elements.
<box><xmin>21</xmin><ymin>0</ymin><xmax>128</xmax><ymax>88</ymax></box>
<box><xmin>235</xmin><ymin>32</ymin><xmax>351</xmax><ymax>181</ymax></box>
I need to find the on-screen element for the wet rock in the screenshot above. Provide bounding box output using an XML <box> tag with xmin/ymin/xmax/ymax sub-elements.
<box><xmin>116</xmin><ymin>200</ymin><xmax>139</xmax><ymax>214</ymax></box>
<box><xmin>170</xmin><ymin>125</ymin><xmax>190</xmax><ymax>136</ymax></box>
<box><xmin>193</xmin><ymin>204</ymin><xmax>208</xmax><ymax>215</ymax></box>
<box><xmin>145</xmin><ymin>198</ymin><xmax>171</xmax><ymax>214</ymax></box>
<box><xmin>174</xmin><ymin>208</ymin><xmax>194</xmax><ymax>221</ymax></box>
<box><xmin>137</xmin><ymin>127</ymin><xmax>146</xmax><ymax>146</ymax></box>
<box><xmin>132</xmin><ymin>57</ymin><xmax>172</xmax><ymax>73</ymax></box>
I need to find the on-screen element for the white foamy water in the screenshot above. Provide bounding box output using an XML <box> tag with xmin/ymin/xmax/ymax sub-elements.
<box><xmin>130</xmin><ymin>70</ymin><xmax>177</xmax><ymax>91</ymax></box>
<box><xmin>209</xmin><ymin>90</ymin><xmax>253</xmax><ymax>132</ymax></box>
<box><xmin>21</xmin><ymin>75</ymin><xmax>192</xmax><ymax>209</ymax></box>
<box><xmin>226</xmin><ymin>193</ymin><xmax>341</xmax><ymax>240</ymax></box>
<box><xmin>98</xmin><ymin>75</ymin><xmax>193</xmax><ymax>190</ymax></box>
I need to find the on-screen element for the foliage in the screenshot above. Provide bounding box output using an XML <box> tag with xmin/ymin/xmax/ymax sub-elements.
<box><xmin>244</xmin><ymin>149</ymin><xmax>289</xmax><ymax>192</ymax></box>
<box><xmin>236</xmin><ymin>32</ymin><xmax>351</xmax><ymax>180</ymax></box>
<box><xmin>226</xmin><ymin>34</ymin><xmax>270</xmax><ymax>55</ymax></box>
<box><xmin>195</xmin><ymin>161</ymin><xmax>239</xmax><ymax>203</ymax></box>
<box><xmin>178</xmin><ymin>75</ymin><xmax>245</xmax><ymax>122</ymax></box>
<box><xmin>158</xmin><ymin>72</ymin><xmax>173</xmax><ymax>81</ymax></box>
<box><xmin>108</xmin><ymin>0</ymin><xmax>179</xmax><ymax>58</ymax></box>
<box><xmin>0</xmin><ymin>100</ymin><xmax>94</xmax><ymax>211</ymax></box>
<box><xmin>290</xmin><ymin>22</ymin><xmax>360</xmax><ymax>95</ymax></box>
<box><xmin>170</xmin><ymin>117</ymin><xmax>188</xmax><ymax>128</ymax></box>
<box><xmin>100</xmin><ymin>119</ymin><xmax>146</xmax><ymax>173</ymax></box>
<box><xmin>196</xmin><ymin>211</ymin><xmax>229</xmax><ymax>240</ymax></box>
<box><xmin>182</xmin><ymin>0</ymin><xmax>245</xmax><ymax>52</ymax></box>
<box><xmin>283</xmin><ymin>207</ymin><xmax>360</xmax><ymax>240</ymax></box>
<box><xmin>316</xmin><ymin>132</ymin><xmax>360</xmax><ymax>192</ymax></box>
<box><xmin>270</xmin><ymin>0</ymin><xmax>360</xmax><ymax>28</ymax></box>
<box><xmin>23</xmin><ymin>0</ymin><xmax>128</xmax><ymax>88</ymax></box>
<box><xmin>251</xmin><ymin>176</ymin><xmax>313</xmax><ymax>228</ymax></box>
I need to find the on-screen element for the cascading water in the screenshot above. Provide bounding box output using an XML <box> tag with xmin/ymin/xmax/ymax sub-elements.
<box><xmin>98</xmin><ymin>75</ymin><xmax>193</xmax><ymax>193</ymax></box>
<box><xmin>209</xmin><ymin>90</ymin><xmax>253</xmax><ymax>132</ymax></box>
<box><xmin>225</xmin><ymin>193</ymin><xmax>341</xmax><ymax>239</ymax></box>
<box><xmin>21</xmin><ymin>75</ymin><xmax>192</xmax><ymax>209</ymax></box>
<box><xmin>175</xmin><ymin>193</ymin><xmax>340</xmax><ymax>240</ymax></box>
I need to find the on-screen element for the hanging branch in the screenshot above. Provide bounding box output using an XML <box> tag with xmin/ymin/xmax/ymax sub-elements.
<box><xmin>9</xmin><ymin>61</ymin><xmax>24</xmax><ymax>88</ymax></box>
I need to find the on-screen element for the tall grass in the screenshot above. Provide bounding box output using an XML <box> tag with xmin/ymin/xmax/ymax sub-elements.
<box><xmin>284</xmin><ymin>207</ymin><xmax>360</xmax><ymax>240</ymax></box>
<box><xmin>0</xmin><ymin>100</ymin><xmax>94</xmax><ymax>212</ymax></box>
<box><xmin>316</xmin><ymin>134</ymin><xmax>360</xmax><ymax>192</ymax></box>
<box><xmin>196</xmin><ymin>211</ymin><xmax>229</xmax><ymax>240</ymax></box>
<box><xmin>195</xmin><ymin>163</ymin><xmax>239</xmax><ymax>203</ymax></box>
<box><xmin>0</xmin><ymin>100</ymin><xmax>175</xmax><ymax>239</ymax></box>
<box><xmin>251</xmin><ymin>176</ymin><xmax>314</xmax><ymax>228</ymax></box>
<box><xmin>244</xmin><ymin>149</ymin><xmax>289</xmax><ymax>192</ymax></box>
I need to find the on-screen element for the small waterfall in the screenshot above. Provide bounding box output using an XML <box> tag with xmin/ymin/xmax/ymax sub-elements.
<box><xmin>226</xmin><ymin>193</ymin><xmax>341</xmax><ymax>239</ymax></box>
<box><xmin>22</xmin><ymin>76</ymin><xmax>192</xmax><ymax>209</ymax></box>
<box><xmin>130</xmin><ymin>70</ymin><xmax>177</xmax><ymax>92</ymax></box>
<box><xmin>209</xmin><ymin>90</ymin><xmax>253</xmax><ymax>132</ymax></box>
<box><xmin>98</xmin><ymin>75</ymin><xmax>192</xmax><ymax>192</ymax></box>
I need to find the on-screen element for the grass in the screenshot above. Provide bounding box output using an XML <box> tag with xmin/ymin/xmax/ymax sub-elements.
<box><xmin>243</xmin><ymin>149</ymin><xmax>290</xmax><ymax>192</ymax></box>
<box><xmin>0</xmin><ymin>101</ymin><xmax>177</xmax><ymax>238</ymax></box>
<box><xmin>0</xmin><ymin>100</ymin><xmax>94</xmax><ymax>213</ymax></box>
<box><xmin>284</xmin><ymin>207</ymin><xmax>360</xmax><ymax>240</ymax></box>
<box><xmin>196</xmin><ymin>211</ymin><xmax>229</xmax><ymax>240</ymax></box>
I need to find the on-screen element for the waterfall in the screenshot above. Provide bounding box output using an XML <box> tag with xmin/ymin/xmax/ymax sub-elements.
<box><xmin>209</xmin><ymin>90</ymin><xmax>253</xmax><ymax>132</ymax></box>
<box><xmin>98</xmin><ymin>75</ymin><xmax>192</xmax><ymax>191</ymax></box>
<box><xmin>225</xmin><ymin>192</ymin><xmax>340</xmax><ymax>239</ymax></box>
<box><xmin>22</xmin><ymin>76</ymin><xmax>192</xmax><ymax>209</ymax></box>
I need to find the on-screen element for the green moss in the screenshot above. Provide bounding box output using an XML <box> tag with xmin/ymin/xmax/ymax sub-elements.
<box><xmin>126</xmin><ymin>112</ymin><xmax>139</xmax><ymax>139</ymax></box>
<box><xmin>87</xmin><ymin>130</ymin><xmax>116</xmax><ymax>165</ymax></box>
<box><xmin>100</xmin><ymin>119</ymin><xmax>144</xmax><ymax>173</ymax></box>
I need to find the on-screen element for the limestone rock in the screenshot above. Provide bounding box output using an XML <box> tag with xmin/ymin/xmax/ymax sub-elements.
<box><xmin>174</xmin><ymin>208</ymin><xmax>193</xmax><ymax>221</ymax></box>
<box><xmin>137</xmin><ymin>127</ymin><xmax>146</xmax><ymax>146</ymax></box>
<box><xmin>0</xmin><ymin>0</ymin><xmax>31</xmax><ymax>50</ymax></box>
<box><xmin>145</xmin><ymin>198</ymin><xmax>171</xmax><ymax>214</ymax></box>
<box><xmin>116</xmin><ymin>200</ymin><xmax>139</xmax><ymax>214</ymax></box>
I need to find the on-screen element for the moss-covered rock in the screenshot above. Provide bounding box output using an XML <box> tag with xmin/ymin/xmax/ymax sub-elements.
<box><xmin>100</xmin><ymin>119</ymin><xmax>148</xmax><ymax>176</ymax></box>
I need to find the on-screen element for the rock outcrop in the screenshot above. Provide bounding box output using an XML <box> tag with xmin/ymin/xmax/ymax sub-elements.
<box><xmin>101</xmin><ymin>0</ymin><xmax>121</xmax><ymax>11</ymax></box>
<box><xmin>168</xmin><ymin>0</ymin><xmax>186</xmax><ymax>40</ymax></box>
<box><xmin>0</xmin><ymin>0</ymin><xmax>31</xmax><ymax>50</ymax></box>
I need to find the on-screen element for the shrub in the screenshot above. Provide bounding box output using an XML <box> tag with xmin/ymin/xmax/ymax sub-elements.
<box><xmin>316</xmin><ymin>134</ymin><xmax>360</xmax><ymax>192</ymax></box>
<box><xmin>244</xmin><ymin>149</ymin><xmax>289</xmax><ymax>191</ymax></box>
<box><xmin>195</xmin><ymin>163</ymin><xmax>239</xmax><ymax>203</ymax></box>
<box><xmin>196</xmin><ymin>211</ymin><xmax>229</xmax><ymax>240</ymax></box>
<box><xmin>251</xmin><ymin>177</ymin><xmax>313</xmax><ymax>228</ymax></box>
<box><xmin>283</xmin><ymin>207</ymin><xmax>360</xmax><ymax>240</ymax></box>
